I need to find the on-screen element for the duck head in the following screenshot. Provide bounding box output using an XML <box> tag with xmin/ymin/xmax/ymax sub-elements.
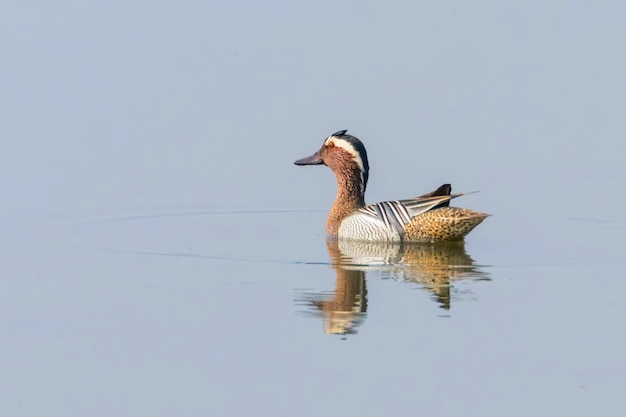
<box><xmin>294</xmin><ymin>130</ymin><xmax>370</xmax><ymax>194</ymax></box>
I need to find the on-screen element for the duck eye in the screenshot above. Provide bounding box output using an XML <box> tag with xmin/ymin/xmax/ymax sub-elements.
<box><xmin>326</xmin><ymin>141</ymin><xmax>335</xmax><ymax>148</ymax></box>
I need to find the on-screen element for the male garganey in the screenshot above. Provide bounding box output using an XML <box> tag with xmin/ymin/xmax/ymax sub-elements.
<box><xmin>294</xmin><ymin>130</ymin><xmax>488</xmax><ymax>242</ymax></box>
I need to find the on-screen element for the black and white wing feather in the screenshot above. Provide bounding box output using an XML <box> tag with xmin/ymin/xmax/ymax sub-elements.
<box><xmin>355</xmin><ymin>193</ymin><xmax>464</xmax><ymax>238</ymax></box>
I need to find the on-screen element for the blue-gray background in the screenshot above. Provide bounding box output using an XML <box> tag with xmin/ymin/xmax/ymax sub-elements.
<box><xmin>1</xmin><ymin>1</ymin><xmax>624</xmax><ymax>416</ymax></box>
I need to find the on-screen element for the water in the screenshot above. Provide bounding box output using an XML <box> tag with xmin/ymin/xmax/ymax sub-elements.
<box><xmin>2</xmin><ymin>2</ymin><xmax>625</xmax><ymax>416</ymax></box>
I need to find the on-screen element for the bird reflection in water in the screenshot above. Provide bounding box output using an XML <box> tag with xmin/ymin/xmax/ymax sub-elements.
<box><xmin>299</xmin><ymin>239</ymin><xmax>489</xmax><ymax>336</ymax></box>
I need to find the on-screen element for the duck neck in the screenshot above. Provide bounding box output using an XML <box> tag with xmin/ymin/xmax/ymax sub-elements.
<box><xmin>326</xmin><ymin>168</ymin><xmax>366</xmax><ymax>236</ymax></box>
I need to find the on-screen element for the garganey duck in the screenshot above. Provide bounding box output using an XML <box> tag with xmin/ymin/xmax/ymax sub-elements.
<box><xmin>294</xmin><ymin>130</ymin><xmax>488</xmax><ymax>242</ymax></box>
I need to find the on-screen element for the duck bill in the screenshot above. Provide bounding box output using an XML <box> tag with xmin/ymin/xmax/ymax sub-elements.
<box><xmin>294</xmin><ymin>151</ymin><xmax>323</xmax><ymax>166</ymax></box>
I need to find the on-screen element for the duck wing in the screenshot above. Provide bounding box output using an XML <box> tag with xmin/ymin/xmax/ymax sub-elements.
<box><xmin>356</xmin><ymin>191</ymin><xmax>464</xmax><ymax>236</ymax></box>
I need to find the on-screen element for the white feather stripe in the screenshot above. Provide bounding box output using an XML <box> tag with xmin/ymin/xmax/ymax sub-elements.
<box><xmin>324</xmin><ymin>136</ymin><xmax>367</xmax><ymax>192</ymax></box>
<box><xmin>372</xmin><ymin>203</ymin><xmax>391</xmax><ymax>230</ymax></box>
<box><xmin>387</xmin><ymin>201</ymin><xmax>412</xmax><ymax>224</ymax></box>
<box><xmin>356</xmin><ymin>201</ymin><xmax>412</xmax><ymax>236</ymax></box>
<box><xmin>380</xmin><ymin>202</ymin><xmax>407</xmax><ymax>236</ymax></box>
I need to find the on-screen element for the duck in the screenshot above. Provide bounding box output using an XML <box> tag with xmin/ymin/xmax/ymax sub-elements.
<box><xmin>294</xmin><ymin>130</ymin><xmax>488</xmax><ymax>242</ymax></box>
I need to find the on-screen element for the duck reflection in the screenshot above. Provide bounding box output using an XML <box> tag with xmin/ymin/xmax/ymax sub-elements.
<box><xmin>301</xmin><ymin>239</ymin><xmax>489</xmax><ymax>335</ymax></box>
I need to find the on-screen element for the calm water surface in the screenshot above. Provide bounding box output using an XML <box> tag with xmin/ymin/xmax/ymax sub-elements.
<box><xmin>2</xmin><ymin>1</ymin><xmax>625</xmax><ymax>416</ymax></box>
<box><xmin>2</xmin><ymin>205</ymin><xmax>624</xmax><ymax>416</ymax></box>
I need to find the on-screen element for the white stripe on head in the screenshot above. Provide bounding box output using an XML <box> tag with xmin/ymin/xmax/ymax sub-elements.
<box><xmin>324</xmin><ymin>136</ymin><xmax>366</xmax><ymax>174</ymax></box>
<box><xmin>324</xmin><ymin>135</ymin><xmax>367</xmax><ymax>193</ymax></box>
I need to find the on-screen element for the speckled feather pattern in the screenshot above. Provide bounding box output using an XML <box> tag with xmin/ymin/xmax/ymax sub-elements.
<box><xmin>403</xmin><ymin>207</ymin><xmax>488</xmax><ymax>242</ymax></box>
